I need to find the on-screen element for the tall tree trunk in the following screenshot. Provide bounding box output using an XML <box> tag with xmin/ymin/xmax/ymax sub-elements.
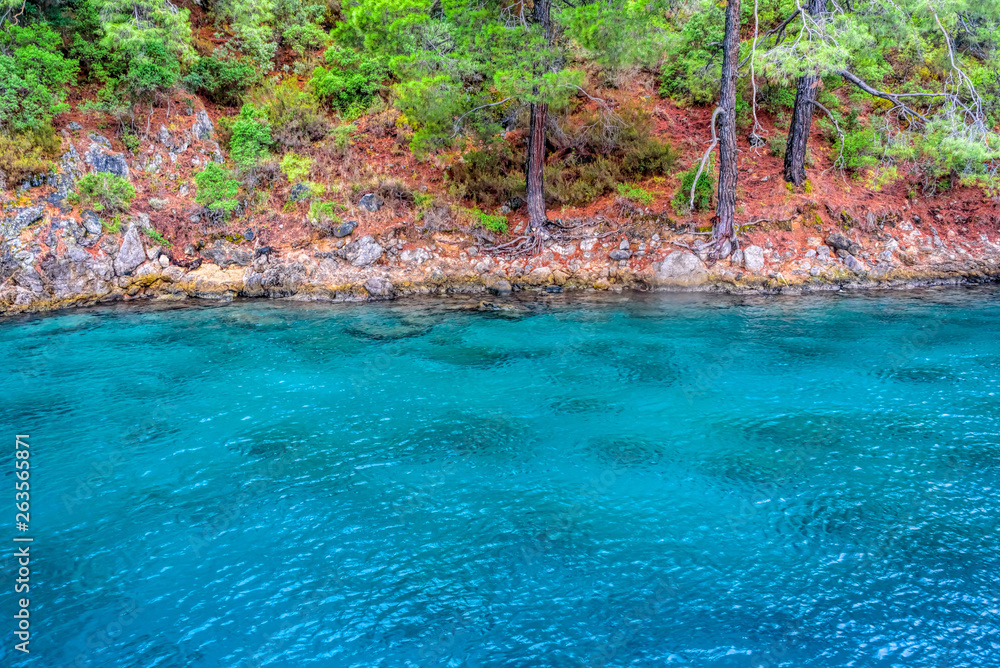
<box><xmin>714</xmin><ymin>0</ymin><xmax>741</xmax><ymax>246</ymax></box>
<box><xmin>526</xmin><ymin>0</ymin><xmax>552</xmax><ymax>232</ymax></box>
<box><xmin>783</xmin><ymin>0</ymin><xmax>827</xmax><ymax>185</ymax></box>
<box><xmin>526</xmin><ymin>100</ymin><xmax>548</xmax><ymax>230</ymax></box>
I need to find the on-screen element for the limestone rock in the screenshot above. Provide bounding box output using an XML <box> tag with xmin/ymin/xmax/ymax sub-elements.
<box><xmin>84</xmin><ymin>142</ymin><xmax>129</xmax><ymax>178</ymax></box>
<box><xmin>344</xmin><ymin>235</ymin><xmax>384</xmax><ymax>267</ymax></box>
<box><xmin>843</xmin><ymin>255</ymin><xmax>868</xmax><ymax>275</ymax></box>
<box><xmin>192</xmin><ymin>109</ymin><xmax>215</xmax><ymax>140</ymax></box>
<box><xmin>608</xmin><ymin>249</ymin><xmax>632</xmax><ymax>261</ymax></box>
<box><xmin>1</xmin><ymin>206</ymin><xmax>45</xmax><ymax>240</ymax></box>
<box><xmin>113</xmin><ymin>226</ymin><xmax>146</xmax><ymax>276</ymax></box>
<box><xmin>202</xmin><ymin>240</ymin><xmax>252</xmax><ymax>268</ymax></box>
<box><xmin>654</xmin><ymin>251</ymin><xmax>708</xmax><ymax>285</ymax></box>
<box><xmin>364</xmin><ymin>277</ymin><xmax>394</xmax><ymax>298</ymax></box>
<box><xmin>400</xmin><ymin>247</ymin><xmax>432</xmax><ymax>264</ymax></box>
<box><xmin>743</xmin><ymin>245</ymin><xmax>765</xmax><ymax>271</ymax></box>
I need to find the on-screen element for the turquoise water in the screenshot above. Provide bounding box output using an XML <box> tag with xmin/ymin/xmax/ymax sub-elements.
<box><xmin>2</xmin><ymin>289</ymin><xmax>1000</xmax><ymax>667</ymax></box>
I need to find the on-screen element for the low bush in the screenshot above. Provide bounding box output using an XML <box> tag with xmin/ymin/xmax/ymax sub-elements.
<box><xmin>195</xmin><ymin>162</ymin><xmax>241</xmax><ymax>217</ymax></box>
<box><xmin>0</xmin><ymin>126</ymin><xmax>61</xmax><ymax>186</ymax></box>
<box><xmin>310</xmin><ymin>46</ymin><xmax>388</xmax><ymax>116</ymax></box>
<box><xmin>251</xmin><ymin>80</ymin><xmax>330</xmax><ymax>150</ymax></box>
<box><xmin>184</xmin><ymin>55</ymin><xmax>261</xmax><ymax>107</ymax></box>
<box><xmin>474</xmin><ymin>210</ymin><xmax>509</xmax><ymax>235</ymax></box>
<box><xmin>615</xmin><ymin>183</ymin><xmax>653</xmax><ymax>205</ymax></box>
<box><xmin>672</xmin><ymin>159</ymin><xmax>714</xmax><ymax>213</ymax></box>
<box><xmin>280</xmin><ymin>152</ymin><xmax>313</xmax><ymax>183</ymax></box>
<box><xmin>222</xmin><ymin>104</ymin><xmax>273</xmax><ymax>170</ymax></box>
<box><xmin>77</xmin><ymin>173</ymin><xmax>136</xmax><ymax>213</ymax></box>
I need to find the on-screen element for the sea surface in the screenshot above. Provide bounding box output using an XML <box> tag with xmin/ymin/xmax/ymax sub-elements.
<box><xmin>2</xmin><ymin>288</ymin><xmax>999</xmax><ymax>667</ymax></box>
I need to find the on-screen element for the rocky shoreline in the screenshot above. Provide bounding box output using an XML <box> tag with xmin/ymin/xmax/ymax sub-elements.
<box><xmin>3</xmin><ymin>205</ymin><xmax>999</xmax><ymax>317</ymax></box>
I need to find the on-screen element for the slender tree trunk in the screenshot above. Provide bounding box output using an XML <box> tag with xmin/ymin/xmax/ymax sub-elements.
<box><xmin>526</xmin><ymin>100</ymin><xmax>548</xmax><ymax>230</ymax></box>
<box><xmin>783</xmin><ymin>0</ymin><xmax>827</xmax><ymax>185</ymax></box>
<box><xmin>526</xmin><ymin>0</ymin><xmax>552</xmax><ymax>232</ymax></box>
<box><xmin>714</xmin><ymin>0</ymin><xmax>741</xmax><ymax>246</ymax></box>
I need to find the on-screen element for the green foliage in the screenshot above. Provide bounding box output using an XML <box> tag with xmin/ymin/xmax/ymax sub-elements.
<box><xmin>0</xmin><ymin>24</ymin><xmax>79</xmax><ymax>134</ymax></box>
<box><xmin>195</xmin><ymin>162</ymin><xmax>241</xmax><ymax>216</ymax></box>
<box><xmin>184</xmin><ymin>55</ymin><xmax>261</xmax><ymax>107</ymax></box>
<box><xmin>616</xmin><ymin>183</ymin><xmax>654</xmax><ymax>205</ymax></box>
<box><xmin>77</xmin><ymin>173</ymin><xmax>137</xmax><ymax>213</ymax></box>
<box><xmin>0</xmin><ymin>126</ymin><xmax>61</xmax><ymax>184</ymax></box>
<box><xmin>673</xmin><ymin>160</ymin><xmax>714</xmax><ymax>213</ymax></box>
<box><xmin>448</xmin><ymin>106</ymin><xmax>678</xmax><ymax>208</ymax></box>
<box><xmin>310</xmin><ymin>46</ymin><xmax>388</xmax><ymax>116</ymax></box>
<box><xmin>251</xmin><ymin>80</ymin><xmax>329</xmax><ymax>150</ymax></box>
<box><xmin>474</xmin><ymin>211</ymin><xmax>509</xmax><ymax>235</ymax></box>
<box><xmin>308</xmin><ymin>200</ymin><xmax>341</xmax><ymax>224</ymax></box>
<box><xmin>836</xmin><ymin>127</ymin><xmax>881</xmax><ymax>174</ymax></box>
<box><xmin>330</xmin><ymin>123</ymin><xmax>355</xmax><ymax>156</ymax></box>
<box><xmin>142</xmin><ymin>227</ymin><xmax>171</xmax><ymax>246</ymax></box>
<box><xmin>414</xmin><ymin>192</ymin><xmax>434</xmax><ymax>209</ymax></box>
<box><xmin>658</xmin><ymin>1</ymin><xmax>724</xmax><ymax>105</ymax></box>
<box><xmin>280</xmin><ymin>152</ymin><xmax>313</xmax><ymax>182</ymax></box>
<box><xmin>225</xmin><ymin>104</ymin><xmax>273</xmax><ymax>170</ymax></box>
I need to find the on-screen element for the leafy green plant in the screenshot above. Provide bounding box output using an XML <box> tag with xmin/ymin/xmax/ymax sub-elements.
<box><xmin>0</xmin><ymin>126</ymin><xmax>61</xmax><ymax>184</ymax></box>
<box><xmin>0</xmin><ymin>24</ymin><xmax>79</xmax><ymax>135</ymax></box>
<box><xmin>615</xmin><ymin>183</ymin><xmax>654</xmax><ymax>205</ymax></box>
<box><xmin>474</xmin><ymin>210</ymin><xmax>509</xmax><ymax>234</ymax></box>
<box><xmin>102</xmin><ymin>214</ymin><xmax>123</xmax><ymax>233</ymax></box>
<box><xmin>184</xmin><ymin>55</ymin><xmax>261</xmax><ymax>106</ymax></box>
<box><xmin>310</xmin><ymin>46</ymin><xmax>388</xmax><ymax>116</ymax></box>
<box><xmin>194</xmin><ymin>162</ymin><xmax>241</xmax><ymax>216</ymax></box>
<box><xmin>224</xmin><ymin>104</ymin><xmax>273</xmax><ymax>170</ymax></box>
<box><xmin>672</xmin><ymin>160</ymin><xmax>714</xmax><ymax>213</ymax></box>
<box><xmin>414</xmin><ymin>192</ymin><xmax>434</xmax><ymax>209</ymax></box>
<box><xmin>251</xmin><ymin>79</ymin><xmax>329</xmax><ymax>150</ymax></box>
<box><xmin>77</xmin><ymin>173</ymin><xmax>137</xmax><ymax>213</ymax></box>
<box><xmin>142</xmin><ymin>227</ymin><xmax>171</xmax><ymax>246</ymax></box>
<box><xmin>279</xmin><ymin>152</ymin><xmax>313</xmax><ymax>183</ymax></box>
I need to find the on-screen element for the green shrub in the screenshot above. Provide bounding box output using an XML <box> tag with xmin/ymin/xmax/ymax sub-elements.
<box><xmin>615</xmin><ymin>183</ymin><xmax>654</xmax><ymax>205</ymax></box>
<box><xmin>330</xmin><ymin>123</ymin><xmax>355</xmax><ymax>157</ymax></box>
<box><xmin>837</xmin><ymin>127</ymin><xmax>880</xmax><ymax>174</ymax></box>
<box><xmin>184</xmin><ymin>55</ymin><xmax>261</xmax><ymax>106</ymax></box>
<box><xmin>280</xmin><ymin>152</ymin><xmax>313</xmax><ymax>183</ymax></box>
<box><xmin>224</xmin><ymin>104</ymin><xmax>273</xmax><ymax>170</ymax></box>
<box><xmin>0</xmin><ymin>126</ymin><xmax>61</xmax><ymax>185</ymax></box>
<box><xmin>251</xmin><ymin>79</ymin><xmax>329</xmax><ymax>150</ymax></box>
<box><xmin>310</xmin><ymin>46</ymin><xmax>388</xmax><ymax>116</ymax></box>
<box><xmin>474</xmin><ymin>210</ymin><xmax>509</xmax><ymax>235</ymax></box>
<box><xmin>0</xmin><ymin>24</ymin><xmax>79</xmax><ymax>134</ymax></box>
<box><xmin>142</xmin><ymin>227</ymin><xmax>171</xmax><ymax>246</ymax></box>
<box><xmin>768</xmin><ymin>135</ymin><xmax>786</xmax><ymax>159</ymax></box>
<box><xmin>672</xmin><ymin>160</ymin><xmax>714</xmax><ymax>213</ymax></box>
<box><xmin>77</xmin><ymin>173</ymin><xmax>137</xmax><ymax>213</ymax></box>
<box><xmin>195</xmin><ymin>162</ymin><xmax>241</xmax><ymax>216</ymax></box>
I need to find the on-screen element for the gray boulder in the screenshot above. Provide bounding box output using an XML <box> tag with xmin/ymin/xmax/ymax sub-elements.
<box><xmin>653</xmin><ymin>251</ymin><xmax>709</xmax><ymax>285</ymax></box>
<box><xmin>826</xmin><ymin>231</ymin><xmax>861</xmax><ymax>255</ymax></box>
<box><xmin>333</xmin><ymin>220</ymin><xmax>358</xmax><ymax>238</ymax></box>
<box><xmin>81</xmin><ymin>211</ymin><xmax>103</xmax><ymax>235</ymax></box>
<box><xmin>742</xmin><ymin>245</ymin><xmax>765</xmax><ymax>271</ymax></box>
<box><xmin>608</xmin><ymin>249</ymin><xmax>632</xmax><ymax>261</ymax></box>
<box><xmin>113</xmin><ymin>225</ymin><xmax>146</xmax><ymax>275</ymax></box>
<box><xmin>364</xmin><ymin>277</ymin><xmax>394</xmax><ymax>298</ymax></box>
<box><xmin>202</xmin><ymin>240</ymin><xmax>252</xmax><ymax>268</ymax></box>
<box><xmin>345</xmin><ymin>235</ymin><xmax>384</xmax><ymax>267</ymax></box>
<box><xmin>192</xmin><ymin>109</ymin><xmax>214</xmax><ymax>140</ymax></box>
<box><xmin>358</xmin><ymin>193</ymin><xmax>384</xmax><ymax>212</ymax></box>
<box><xmin>400</xmin><ymin>247</ymin><xmax>432</xmax><ymax>264</ymax></box>
<box><xmin>843</xmin><ymin>255</ymin><xmax>868</xmax><ymax>275</ymax></box>
<box><xmin>85</xmin><ymin>142</ymin><xmax>129</xmax><ymax>178</ymax></box>
<box><xmin>1</xmin><ymin>205</ymin><xmax>45</xmax><ymax>240</ymax></box>
<box><xmin>289</xmin><ymin>183</ymin><xmax>310</xmax><ymax>202</ymax></box>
